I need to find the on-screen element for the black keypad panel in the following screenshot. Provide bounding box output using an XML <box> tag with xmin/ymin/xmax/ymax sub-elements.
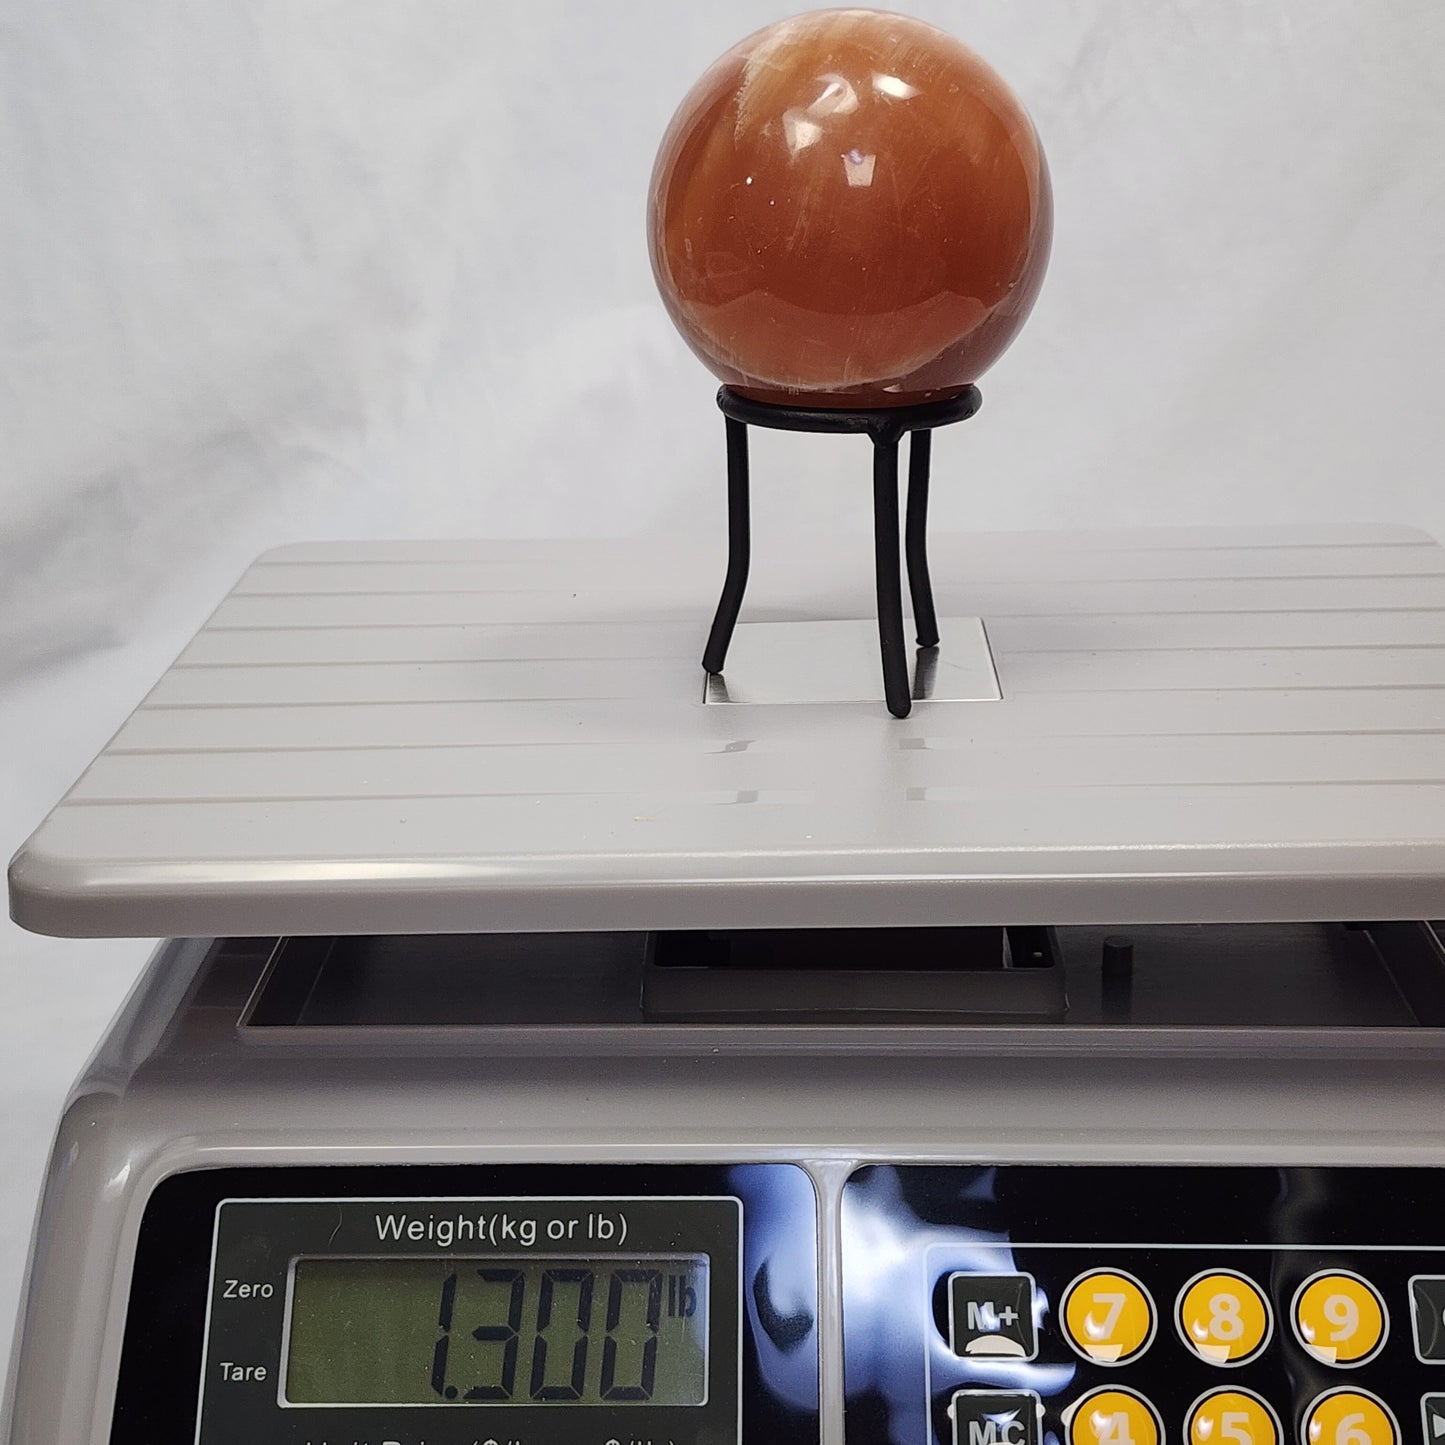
<box><xmin>840</xmin><ymin>1166</ymin><xmax>1445</xmax><ymax>1445</ymax></box>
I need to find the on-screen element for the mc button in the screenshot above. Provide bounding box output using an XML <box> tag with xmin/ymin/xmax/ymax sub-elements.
<box><xmin>951</xmin><ymin>1389</ymin><xmax>1044</xmax><ymax>1445</ymax></box>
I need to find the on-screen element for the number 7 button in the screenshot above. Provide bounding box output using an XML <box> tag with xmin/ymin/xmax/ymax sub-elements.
<box><xmin>1061</xmin><ymin>1271</ymin><xmax>1156</xmax><ymax>1366</ymax></box>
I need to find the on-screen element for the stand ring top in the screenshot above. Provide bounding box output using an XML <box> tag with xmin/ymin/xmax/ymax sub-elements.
<box><xmin>716</xmin><ymin>385</ymin><xmax>981</xmax><ymax>441</ymax></box>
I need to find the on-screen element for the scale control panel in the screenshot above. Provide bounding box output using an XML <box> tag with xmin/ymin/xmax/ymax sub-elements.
<box><xmin>840</xmin><ymin>1166</ymin><xmax>1445</xmax><ymax>1445</ymax></box>
<box><xmin>108</xmin><ymin>1164</ymin><xmax>1445</xmax><ymax>1445</ymax></box>
<box><xmin>936</xmin><ymin>1251</ymin><xmax>1445</xmax><ymax>1445</ymax></box>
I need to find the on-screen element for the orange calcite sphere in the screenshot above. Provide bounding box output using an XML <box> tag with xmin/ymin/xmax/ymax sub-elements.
<box><xmin>649</xmin><ymin>9</ymin><xmax>1052</xmax><ymax>408</ymax></box>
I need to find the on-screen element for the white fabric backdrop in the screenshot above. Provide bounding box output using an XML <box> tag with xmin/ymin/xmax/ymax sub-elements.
<box><xmin>2</xmin><ymin>0</ymin><xmax>1443</xmax><ymax>1399</ymax></box>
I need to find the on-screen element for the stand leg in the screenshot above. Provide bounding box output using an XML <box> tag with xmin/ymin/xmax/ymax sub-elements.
<box><xmin>872</xmin><ymin>433</ymin><xmax>911</xmax><ymax>719</ymax></box>
<box><xmin>702</xmin><ymin>416</ymin><xmax>751</xmax><ymax>675</ymax></box>
<box><xmin>905</xmin><ymin>429</ymin><xmax>939</xmax><ymax>649</ymax></box>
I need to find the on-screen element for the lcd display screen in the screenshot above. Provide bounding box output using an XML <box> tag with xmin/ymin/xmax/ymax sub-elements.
<box><xmin>284</xmin><ymin>1255</ymin><xmax>709</xmax><ymax>1406</ymax></box>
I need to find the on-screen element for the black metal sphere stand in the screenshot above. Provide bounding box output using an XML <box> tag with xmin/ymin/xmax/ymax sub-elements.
<box><xmin>703</xmin><ymin>384</ymin><xmax>982</xmax><ymax>719</ymax></box>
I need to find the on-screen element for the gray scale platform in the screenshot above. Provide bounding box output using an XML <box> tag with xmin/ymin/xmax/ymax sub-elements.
<box><xmin>9</xmin><ymin>525</ymin><xmax>1445</xmax><ymax>937</ymax></box>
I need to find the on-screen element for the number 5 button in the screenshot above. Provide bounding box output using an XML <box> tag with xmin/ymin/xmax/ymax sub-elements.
<box><xmin>1302</xmin><ymin>1389</ymin><xmax>1398</xmax><ymax>1445</ymax></box>
<box><xmin>1292</xmin><ymin>1272</ymin><xmax>1387</xmax><ymax>1367</ymax></box>
<box><xmin>1176</xmin><ymin>1271</ymin><xmax>1273</xmax><ymax>1365</ymax></box>
<box><xmin>1062</xmin><ymin>1271</ymin><xmax>1156</xmax><ymax>1365</ymax></box>
<box><xmin>1187</xmin><ymin>1388</ymin><xmax>1281</xmax><ymax>1445</ymax></box>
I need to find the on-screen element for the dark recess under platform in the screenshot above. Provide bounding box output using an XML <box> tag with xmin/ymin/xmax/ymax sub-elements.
<box><xmin>241</xmin><ymin>922</ymin><xmax>1445</xmax><ymax>1031</ymax></box>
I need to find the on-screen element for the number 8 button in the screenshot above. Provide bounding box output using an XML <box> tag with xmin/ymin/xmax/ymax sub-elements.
<box><xmin>1176</xmin><ymin>1271</ymin><xmax>1272</xmax><ymax>1365</ymax></box>
<box><xmin>1291</xmin><ymin>1272</ymin><xmax>1387</xmax><ymax>1367</ymax></box>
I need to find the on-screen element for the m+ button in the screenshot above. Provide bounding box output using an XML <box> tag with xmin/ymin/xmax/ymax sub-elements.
<box><xmin>948</xmin><ymin>1272</ymin><xmax>1039</xmax><ymax>1360</ymax></box>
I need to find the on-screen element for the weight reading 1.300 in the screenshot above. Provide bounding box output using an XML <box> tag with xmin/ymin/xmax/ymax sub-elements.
<box><xmin>283</xmin><ymin>1255</ymin><xmax>710</xmax><ymax>1408</ymax></box>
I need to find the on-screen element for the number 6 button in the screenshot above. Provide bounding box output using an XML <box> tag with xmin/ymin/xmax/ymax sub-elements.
<box><xmin>1062</xmin><ymin>1271</ymin><xmax>1156</xmax><ymax>1365</ymax></box>
<box><xmin>1176</xmin><ymin>1270</ymin><xmax>1273</xmax><ymax>1365</ymax></box>
<box><xmin>1291</xmin><ymin>1272</ymin><xmax>1387</xmax><ymax>1367</ymax></box>
<box><xmin>1302</xmin><ymin>1389</ymin><xmax>1399</xmax><ymax>1445</ymax></box>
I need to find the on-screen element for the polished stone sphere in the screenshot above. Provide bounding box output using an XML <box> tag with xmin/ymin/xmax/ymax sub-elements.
<box><xmin>648</xmin><ymin>9</ymin><xmax>1052</xmax><ymax>408</ymax></box>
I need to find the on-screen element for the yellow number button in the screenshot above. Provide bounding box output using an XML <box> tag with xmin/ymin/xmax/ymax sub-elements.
<box><xmin>1187</xmin><ymin>1389</ymin><xmax>1281</xmax><ymax>1445</ymax></box>
<box><xmin>1292</xmin><ymin>1272</ymin><xmax>1387</xmax><ymax>1366</ymax></box>
<box><xmin>1062</xmin><ymin>1270</ymin><xmax>1156</xmax><ymax>1365</ymax></box>
<box><xmin>1066</xmin><ymin>1387</ymin><xmax>1162</xmax><ymax>1445</ymax></box>
<box><xmin>1176</xmin><ymin>1271</ymin><xmax>1272</xmax><ymax>1365</ymax></box>
<box><xmin>1303</xmin><ymin>1389</ymin><xmax>1399</xmax><ymax>1445</ymax></box>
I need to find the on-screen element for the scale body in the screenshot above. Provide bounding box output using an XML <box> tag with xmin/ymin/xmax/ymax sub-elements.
<box><xmin>6</xmin><ymin>530</ymin><xmax>1445</xmax><ymax>1445</ymax></box>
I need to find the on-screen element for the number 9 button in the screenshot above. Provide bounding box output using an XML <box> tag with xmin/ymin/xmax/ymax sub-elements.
<box><xmin>1292</xmin><ymin>1272</ymin><xmax>1387</xmax><ymax>1367</ymax></box>
<box><xmin>1175</xmin><ymin>1270</ymin><xmax>1272</xmax><ymax>1365</ymax></box>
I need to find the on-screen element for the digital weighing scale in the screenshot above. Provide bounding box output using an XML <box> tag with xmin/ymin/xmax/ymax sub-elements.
<box><xmin>6</xmin><ymin>526</ymin><xmax>1445</xmax><ymax>1445</ymax></box>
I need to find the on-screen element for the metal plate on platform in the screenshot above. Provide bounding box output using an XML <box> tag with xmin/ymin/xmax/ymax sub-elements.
<box><xmin>702</xmin><ymin>618</ymin><xmax>1001</xmax><ymax>705</ymax></box>
<box><xmin>8</xmin><ymin>526</ymin><xmax>1445</xmax><ymax>938</ymax></box>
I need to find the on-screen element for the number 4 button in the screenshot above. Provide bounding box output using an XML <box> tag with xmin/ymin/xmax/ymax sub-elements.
<box><xmin>1065</xmin><ymin>1386</ymin><xmax>1162</xmax><ymax>1445</ymax></box>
